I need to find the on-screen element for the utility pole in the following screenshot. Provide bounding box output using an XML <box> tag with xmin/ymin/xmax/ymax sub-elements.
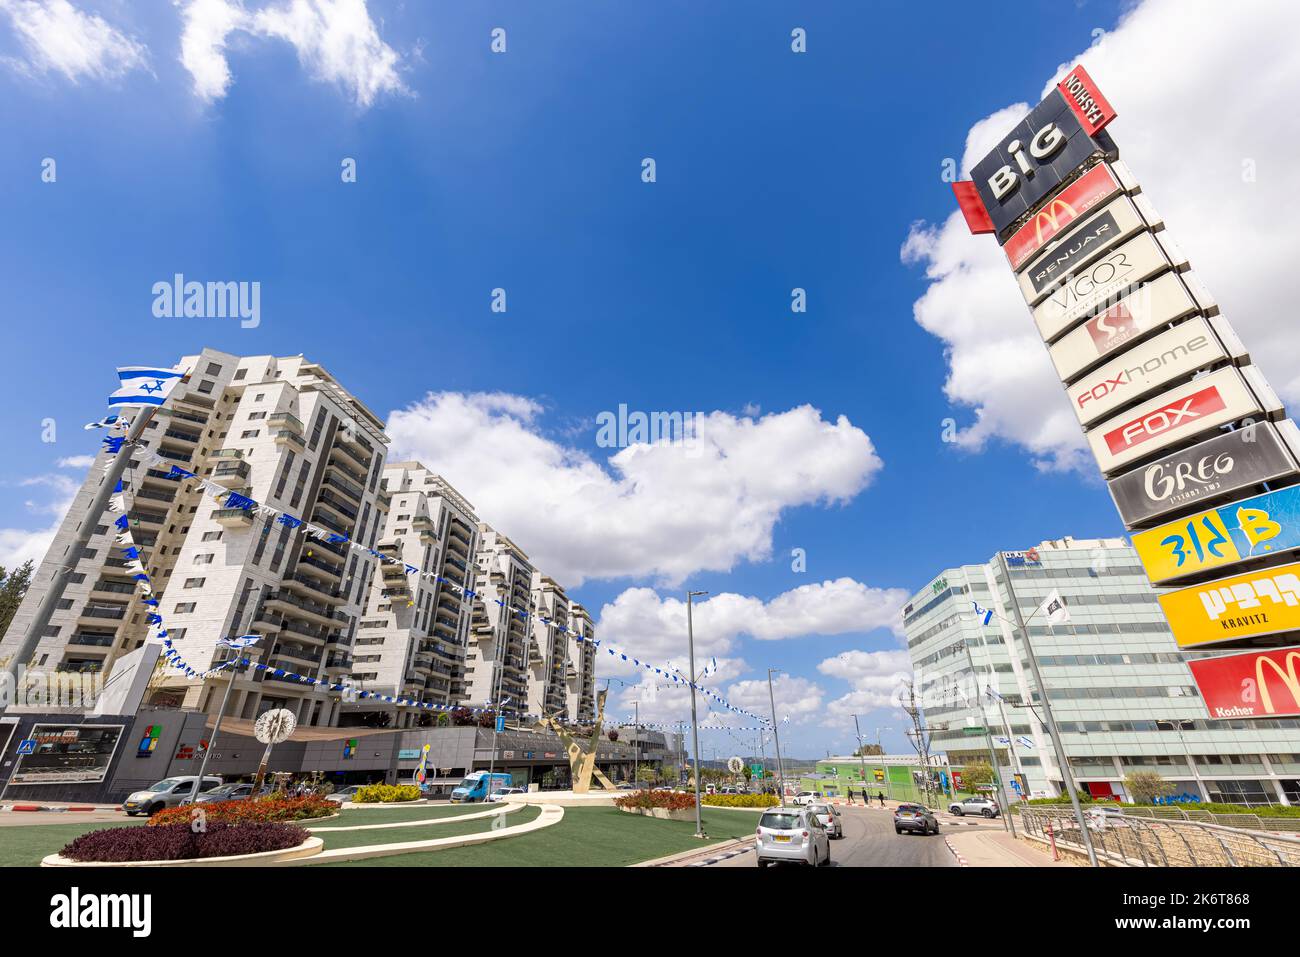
<box><xmin>852</xmin><ymin>715</ymin><xmax>869</xmax><ymax>799</ymax></box>
<box><xmin>686</xmin><ymin>590</ymin><xmax>708</xmax><ymax>838</ymax></box>
<box><xmin>767</xmin><ymin>669</ymin><xmax>787</xmax><ymax>802</ymax></box>
<box><xmin>633</xmin><ymin>699</ymin><xmax>640</xmax><ymax>786</ymax></box>
<box><xmin>959</xmin><ymin>638</ymin><xmax>1014</xmax><ymax>837</ymax></box>
<box><xmin>998</xmin><ymin>551</ymin><xmax>1097</xmax><ymax>866</ymax></box>
<box><xmin>902</xmin><ymin>683</ymin><xmax>934</xmax><ymax>803</ymax></box>
<box><xmin>2</xmin><ymin>409</ymin><xmax>158</xmax><ymax>711</ymax></box>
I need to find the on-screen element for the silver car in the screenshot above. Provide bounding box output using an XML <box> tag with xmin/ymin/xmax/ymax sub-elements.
<box><xmin>122</xmin><ymin>775</ymin><xmax>223</xmax><ymax>816</ymax></box>
<box><xmin>755</xmin><ymin>807</ymin><xmax>831</xmax><ymax>867</ymax></box>
<box><xmin>949</xmin><ymin>795</ymin><xmax>1000</xmax><ymax>818</ymax></box>
<box><xmin>195</xmin><ymin>782</ymin><xmax>257</xmax><ymax>804</ymax></box>
<box><xmin>807</xmin><ymin>802</ymin><xmax>843</xmax><ymax>839</ymax></box>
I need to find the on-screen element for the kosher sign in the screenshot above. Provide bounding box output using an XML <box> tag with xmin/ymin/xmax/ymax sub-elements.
<box><xmin>1159</xmin><ymin>560</ymin><xmax>1300</xmax><ymax>649</ymax></box>
<box><xmin>1048</xmin><ymin>271</ymin><xmax>1204</xmax><ymax>383</ymax></box>
<box><xmin>1107</xmin><ymin>421</ymin><xmax>1300</xmax><ymax>528</ymax></box>
<box><xmin>1188</xmin><ymin>646</ymin><xmax>1300</xmax><ymax>719</ymax></box>
<box><xmin>970</xmin><ymin>86</ymin><xmax>1118</xmax><ymax>240</ymax></box>
<box><xmin>1132</xmin><ymin>482</ymin><xmax>1300</xmax><ymax>585</ymax></box>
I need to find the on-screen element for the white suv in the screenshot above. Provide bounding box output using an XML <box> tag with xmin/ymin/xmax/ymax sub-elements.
<box><xmin>949</xmin><ymin>795</ymin><xmax>1000</xmax><ymax>818</ymax></box>
<box><xmin>755</xmin><ymin>807</ymin><xmax>831</xmax><ymax>867</ymax></box>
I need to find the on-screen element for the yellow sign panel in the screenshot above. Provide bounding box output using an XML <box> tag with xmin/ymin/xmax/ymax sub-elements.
<box><xmin>1132</xmin><ymin>485</ymin><xmax>1298</xmax><ymax>584</ymax></box>
<box><xmin>1159</xmin><ymin>562</ymin><xmax>1300</xmax><ymax>648</ymax></box>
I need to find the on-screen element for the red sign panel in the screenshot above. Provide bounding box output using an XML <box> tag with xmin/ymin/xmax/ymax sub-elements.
<box><xmin>952</xmin><ymin>181</ymin><xmax>994</xmax><ymax>235</ymax></box>
<box><xmin>1003</xmin><ymin>163</ymin><xmax>1122</xmax><ymax>271</ymax></box>
<box><xmin>1190</xmin><ymin>647</ymin><xmax>1300</xmax><ymax>719</ymax></box>
<box><xmin>1057</xmin><ymin>64</ymin><xmax>1117</xmax><ymax>136</ymax></box>
<box><xmin>1101</xmin><ymin>384</ymin><xmax>1227</xmax><ymax>455</ymax></box>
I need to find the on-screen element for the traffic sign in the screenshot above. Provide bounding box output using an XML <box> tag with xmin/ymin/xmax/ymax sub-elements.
<box><xmin>750</xmin><ymin>764</ymin><xmax>764</xmax><ymax>777</ymax></box>
<box><xmin>495</xmin><ymin>716</ymin><xmax>505</xmax><ymax>733</ymax></box>
<box><xmin>16</xmin><ymin>739</ymin><xmax>35</xmax><ymax>755</ymax></box>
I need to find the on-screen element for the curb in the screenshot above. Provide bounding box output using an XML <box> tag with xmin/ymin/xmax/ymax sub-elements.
<box><xmin>2</xmin><ymin>804</ymin><xmax>103</xmax><ymax>813</ymax></box>
<box><xmin>637</xmin><ymin>836</ymin><xmax>755</xmax><ymax>868</ymax></box>
<box><xmin>944</xmin><ymin>836</ymin><xmax>969</xmax><ymax>867</ymax></box>
<box><xmin>689</xmin><ymin>839</ymin><xmax>756</xmax><ymax>867</ymax></box>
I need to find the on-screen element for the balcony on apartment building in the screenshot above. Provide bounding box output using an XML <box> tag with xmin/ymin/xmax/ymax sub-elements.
<box><xmin>213</xmin><ymin>507</ymin><xmax>255</xmax><ymax>528</ymax></box>
<box><xmin>329</xmin><ymin>440</ymin><xmax>371</xmax><ymax>476</ymax></box>
<box><xmin>321</xmin><ymin>468</ymin><xmax>366</xmax><ymax>505</ymax></box>
<box><xmin>162</xmin><ymin>426</ymin><xmax>201</xmax><ymax>447</ymax></box>
<box><xmin>89</xmin><ymin>579</ymin><xmax>137</xmax><ymax>599</ymax></box>
<box><xmin>297</xmin><ymin>552</ymin><xmax>344</xmax><ymax>584</ymax></box>
<box><xmin>325</xmin><ymin>651</ymin><xmax>353</xmax><ymax>674</ymax></box>
<box><xmin>212</xmin><ymin>459</ymin><xmax>252</xmax><ymax>488</ymax></box>
<box><xmin>283</xmin><ymin>573</ymin><xmax>346</xmax><ymax>606</ymax></box>
<box><xmin>78</xmin><ymin>602</ymin><xmax>128</xmax><ymax>622</ymax></box>
<box><xmin>130</xmin><ymin>508</ymin><xmax>169</xmax><ymax>527</ymax></box>
<box><xmin>265</xmin><ymin>589</ymin><xmax>346</xmax><ymax>629</ymax></box>
<box><xmin>66</xmin><ymin>631</ymin><xmax>118</xmax><ymax>650</ymax></box>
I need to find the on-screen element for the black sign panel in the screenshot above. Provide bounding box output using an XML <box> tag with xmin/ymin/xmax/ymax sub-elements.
<box><xmin>1107</xmin><ymin>422</ymin><xmax>1300</xmax><ymax>528</ymax></box>
<box><xmin>971</xmin><ymin>88</ymin><xmax>1117</xmax><ymax>242</ymax></box>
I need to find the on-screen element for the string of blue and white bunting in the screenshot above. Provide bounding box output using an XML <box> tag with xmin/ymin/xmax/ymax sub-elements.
<box><xmin>88</xmin><ymin>364</ymin><xmax>771</xmax><ymax>727</ymax></box>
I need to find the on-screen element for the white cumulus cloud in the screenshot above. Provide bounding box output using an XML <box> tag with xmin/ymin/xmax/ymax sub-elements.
<box><xmin>0</xmin><ymin>473</ymin><xmax>78</xmax><ymax>570</ymax></box>
<box><xmin>387</xmin><ymin>393</ymin><xmax>884</xmax><ymax>586</ymax></box>
<box><xmin>0</xmin><ymin>0</ymin><xmax>148</xmax><ymax>82</ymax></box>
<box><xmin>176</xmin><ymin>0</ymin><xmax>407</xmax><ymax>106</ymax></box>
<box><xmin>819</xmin><ymin>648</ymin><xmax>913</xmax><ymax>720</ymax></box>
<box><xmin>902</xmin><ymin>0</ymin><xmax>1300</xmax><ymax>471</ymax></box>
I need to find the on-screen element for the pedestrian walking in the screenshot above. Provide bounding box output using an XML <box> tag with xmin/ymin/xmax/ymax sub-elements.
<box><xmin>878</xmin><ymin>790</ymin><xmax>885</xmax><ymax>807</ymax></box>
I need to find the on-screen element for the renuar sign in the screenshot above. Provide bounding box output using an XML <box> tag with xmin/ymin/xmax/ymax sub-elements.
<box><xmin>1016</xmin><ymin>194</ymin><xmax>1154</xmax><ymax>306</ymax></box>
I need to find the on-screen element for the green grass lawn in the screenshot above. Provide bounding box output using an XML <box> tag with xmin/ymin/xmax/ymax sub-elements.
<box><xmin>315</xmin><ymin>805</ymin><xmax>541</xmax><ymax>851</ymax></box>
<box><xmin>311</xmin><ymin>802</ymin><xmax>485</xmax><ymax>828</ymax></box>
<box><xmin>314</xmin><ymin>805</ymin><xmax>763</xmax><ymax>867</ymax></box>
<box><xmin>0</xmin><ymin>820</ymin><xmax>146</xmax><ymax>867</ymax></box>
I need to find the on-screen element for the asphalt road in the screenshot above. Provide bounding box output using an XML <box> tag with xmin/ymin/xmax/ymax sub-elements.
<box><xmin>700</xmin><ymin>805</ymin><xmax>963</xmax><ymax>868</ymax></box>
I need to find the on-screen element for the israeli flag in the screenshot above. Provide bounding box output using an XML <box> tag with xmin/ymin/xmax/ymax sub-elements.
<box><xmin>109</xmin><ymin>366</ymin><xmax>184</xmax><ymax>409</ymax></box>
<box><xmin>217</xmin><ymin>635</ymin><xmax>261</xmax><ymax>649</ymax></box>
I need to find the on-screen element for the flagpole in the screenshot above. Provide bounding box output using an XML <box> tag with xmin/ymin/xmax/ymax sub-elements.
<box><xmin>997</xmin><ymin>552</ymin><xmax>1097</xmax><ymax>866</ymax></box>
<box><xmin>2</xmin><ymin>408</ymin><xmax>158</xmax><ymax>712</ymax></box>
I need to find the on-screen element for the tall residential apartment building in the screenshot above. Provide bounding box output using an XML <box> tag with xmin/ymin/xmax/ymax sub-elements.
<box><xmin>1</xmin><ymin>348</ymin><xmax>391</xmax><ymax>727</ymax></box>
<box><xmin>466</xmin><ymin>526</ymin><xmax>535</xmax><ymax>719</ymax></box>
<box><xmin>904</xmin><ymin>536</ymin><xmax>1300</xmax><ymax>807</ymax></box>
<box><xmin>344</xmin><ymin>463</ymin><xmax>480</xmax><ymax>726</ymax></box>
<box><xmin>465</xmin><ymin>527</ymin><xmax>596</xmax><ymax>724</ymax></box>
<box><xmin>2</xmin><ymin>348</ymin><xmax>597</xmax><ymax>730</ymax></box>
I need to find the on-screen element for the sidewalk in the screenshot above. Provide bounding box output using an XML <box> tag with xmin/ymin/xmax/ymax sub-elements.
<box><xmin>944</xmin><ymin>827</ymin><xmax>1075</xmax><ymax>867</ymax></box>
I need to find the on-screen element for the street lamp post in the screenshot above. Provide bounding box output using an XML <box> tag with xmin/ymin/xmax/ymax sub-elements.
<box><xmin>959</xmin><ymin>638</ymin><xmax>1014</xmax><ymax>837</ymax></box>
<box><xmin>766</xmin><ymin>669</ymin><xmax>787</xmax><ymax>803</ymax></box>
<box><xmin>190</xmin><ymin>639</ymin><xmax>261</xmax><ymax>803</ymax></box>
<box><xmin>685</xmin><ymin>589</ymin><xmax>708</xmax><ymax>838</ymax></box>
<box><xmin>998</xmin><ymin>551</ymin><xmax>1097</xmax><ymax>866</ymax></box>
<box><xmin>875</xmin><ymin>726</ymin><xmax>893</xmax><ymax>801</ymax></box>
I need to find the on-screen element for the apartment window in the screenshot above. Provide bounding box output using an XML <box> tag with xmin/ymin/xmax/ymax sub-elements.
<box><xmin>175</xmin><ymin>602</ymin><xmax>197</xmax><ymax>614</ymax></box>
<box><xmin>241</xmin><ymin>430</ymin><xmax>259</xmax><ymax>439</ymax></box>
<box><xmin>233</xmin><ymin>369</ymin><xmax>247</xmax><ymax>381</ymax></box>
<box><xmin>204</xmin><ymin>362</ymin><xmax>222</xmax><ymax>376</ymax></box>
<box><xmin>56</xmin><ymin>599</ymin><xmax>74</xmax><ymax>610</ymax></box>
<box><xmin>68</xmin><ymin>573</ymin><xmax>85</xmax><ymax>584</ymax></box>
<box><xmin>202</xmin><ymin>531</ymin><xmax>223</xmax><ymax>542</ymax></box>
<box><xmin>184</xmin><ymin>578</ymin><xmax>206</xmax><ymax>589</ymax></box>
<box><xmin>194</xmin><ymin>553</ymin><xmax>214</xmax><ymax>564</ymax></box>
<box><xmin>197</xmin><ymin>379</ymin><xmax>215</xmax><ymax>394</ymax></box>
<box><xmin>169</xmin><ymin>628</ymin><xmax>187</xmax><ymax>640</ymax></box>
<box><xmin>42</xmin><ymin>626</ymin><xmax>61</xmax><ymax>637</ymax></box>
<box><xmin>255</xmin><ymin>393</ymin><xmax>265</xmax><ymax>401</ymax></box>
<box><xmin>248</xmin><ymin>411</ymin><xmax>267</xmax><ymax>421</ymax></box>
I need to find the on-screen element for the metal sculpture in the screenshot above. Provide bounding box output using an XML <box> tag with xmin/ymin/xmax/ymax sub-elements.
<box><xmin>537</xmin><ymin>689</ymin><xmax>618</xmax><ymax>794</ymax></box>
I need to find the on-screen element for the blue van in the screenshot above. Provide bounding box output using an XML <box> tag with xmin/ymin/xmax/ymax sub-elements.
<box><xmin>450</xmin><ymin>771</ymin><xmax>513</xmax><ymax>803</ymax></box>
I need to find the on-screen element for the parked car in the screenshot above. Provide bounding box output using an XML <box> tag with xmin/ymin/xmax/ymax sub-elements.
<box><xmin>807</xmin><ymin>802</ymin><xmax>843</xmax><ymax>839</ymax></box>
<box><xmin>894</xmin><ymin>803</ymin><xmax>940</xmax><ymax>835</ymax></box>
<box><xmin>487</xmin><ymin>787</ymin><xmax>527</xmax><ymax>802</ymax></box>
<box><xmin>325</xmin><ymin>785</ymin><xmax>366</xmax><ymax>805</ymax></box>
<box><xmin>195</xmin><ymin>782</ymin><xmax>257</xmax><ymax>804</ymax></box>
<box><xmin>949</xmin><ymin>795</ymin><xmax>1000</xmax><ymax>818</ymax></box>
<box><xmin>790</xmin><ymin>790</ymin><xmax>822</xmax><ymax>806</ymax></box>
<box><xmin>122</xmin><ymin>776</ymin><xmax>223</xmax><ymax>816</ymax></box>
<box><xmin>754</xmin><ymin>807</ymin><xmax>831</xmax><ymax>867</ymax></box>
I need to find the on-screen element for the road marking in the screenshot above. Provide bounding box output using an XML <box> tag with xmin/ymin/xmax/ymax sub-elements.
<box><xmin>944</xmin><ymin>836</ymin><xmax>970</xmax><ymax>867</ymax></box>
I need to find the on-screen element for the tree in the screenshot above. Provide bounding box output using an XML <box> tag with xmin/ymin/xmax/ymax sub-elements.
<box><xmin>0</xmin><ymin>560</ymin><xmax>33</xmax><ymax>637</ymax></box>
<box><xmin>1125</xmin><ymin>770</ymin><xmax>1174</xmax><ymax>804</ymax></box>
<box><xmin>962</xmin><ymin>761</ymin><xmax>995</xmax><ymax>793</ymax></box>
<box><xmin>855</xmin><ymin>743</ymin><xmax>883</xmax><ymax>757</ymax></box>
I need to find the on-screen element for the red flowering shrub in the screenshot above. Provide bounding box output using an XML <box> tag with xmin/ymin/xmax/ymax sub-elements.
<box><xmin>613</xmin><ymin>790</ymin><xmax>695</xmax><ymax>811</ymax></box>
<box><xmin>149</xmin><ymin>795</ymin><xmax>335</xmax><ymax>827</ymax></box>
<box><xmin>61</xmin><ymin>823</ymin><xmax>309</xmax><ymax>862</ymax></box>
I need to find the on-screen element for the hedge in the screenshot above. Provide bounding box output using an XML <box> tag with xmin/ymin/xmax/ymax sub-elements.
<box><xmin>149</xmin><ymin>795</ymin><xmax>335</xmax><ymax>827</ymax></box>
<box><xmin>353</xmin><ymin>783</ymin><xmax>422</xmax><ymax>804</ymax></box>
<box><xmin>1022</xmin><ymin>798</ymin><xmax>1300</xmax><ymax>818</ymax></box>
<box><xmin>702</xmin><ymin>793</ymin><xmax>778</xmax><ymax>808</ymax></box>
<box><xmin>61</xmin><ymin>823</ymin><xmax>309</xmax><ymax>862</ymax></box>
<box><xmin>614</xmin><ymin>790</ymin><xmax>696</xmax><ymax>811</ymax></box>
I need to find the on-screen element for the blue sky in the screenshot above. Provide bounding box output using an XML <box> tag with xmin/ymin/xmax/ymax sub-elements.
<box><xmin>0</xmin><ymin>0</ymin><xmax>1186</xmax><ymax>757</ymax></box>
